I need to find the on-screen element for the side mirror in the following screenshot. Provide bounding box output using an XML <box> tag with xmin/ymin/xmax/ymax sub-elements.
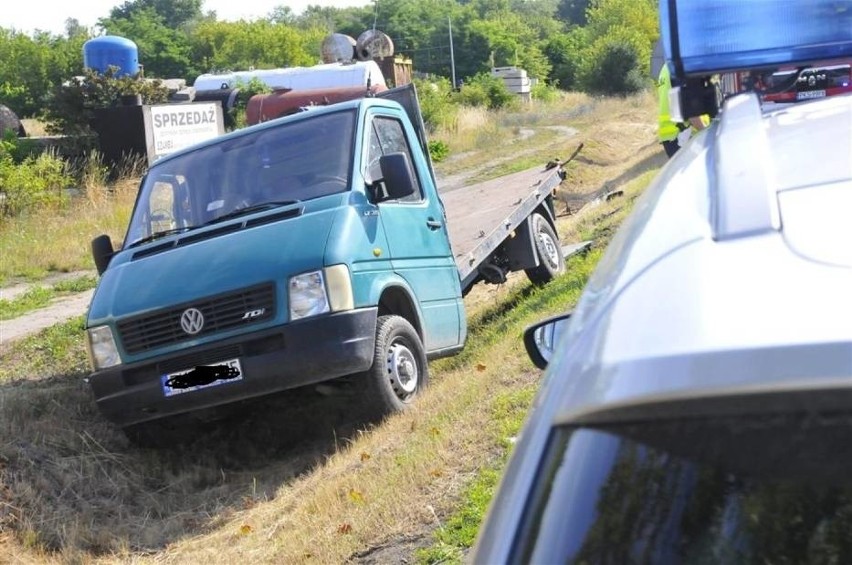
<box><xmin>378</xmin><ymin>152</ymin><xmax>416</xmax><ymax>201</ymax></box>
<box><xmin>92</xmin><ymin>234</ymin><xmax>114</xmax><ymax>275</ymax></box>
<box><xmin>523</xmin><ymin>312</ymin><xmax>572</xmax><ymax>370</ymax></box>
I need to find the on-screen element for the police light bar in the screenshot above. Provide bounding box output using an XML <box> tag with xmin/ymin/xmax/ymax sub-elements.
<box><xmin>661</xmin><ymin>0</ymin><xmax>852</xmax><ymax>79</ymax></box>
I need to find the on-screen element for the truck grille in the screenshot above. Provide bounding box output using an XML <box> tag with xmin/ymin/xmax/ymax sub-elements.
<box><xmin>117</xmin><ymin>283</ymin><xmax>276</xmax><ymax>354</ymax></box>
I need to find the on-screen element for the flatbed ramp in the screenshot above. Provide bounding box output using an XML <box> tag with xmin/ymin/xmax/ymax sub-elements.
<box><xmin>442</xmin><ymin>166</ymin><xmax>564</xmax><ymax>289</ymax></box>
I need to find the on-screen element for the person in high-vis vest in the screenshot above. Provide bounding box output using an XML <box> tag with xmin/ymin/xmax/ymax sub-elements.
<box><xmin>658</xmin><ymin>64</ymin><xmax>709</xmax><ymax>158</ymax></box>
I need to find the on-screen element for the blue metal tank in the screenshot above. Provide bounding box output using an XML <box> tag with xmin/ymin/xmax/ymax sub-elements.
<box><xmin>83</xmin><ymin>36</ymin><xmax>139</xmax><ymax>77</ymax></box>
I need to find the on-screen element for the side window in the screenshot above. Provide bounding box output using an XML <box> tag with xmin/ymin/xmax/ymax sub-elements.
<box><xmin>367</xmin><ymin>116</ymin><xmax>422</xmax><ymax>202</ymax></box>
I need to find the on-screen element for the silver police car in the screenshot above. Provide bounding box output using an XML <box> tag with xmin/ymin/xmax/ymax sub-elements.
<box><xmin>473</xmin><ymin>89</ymin><xmax>852</xmax><ymax>562</ymax></box>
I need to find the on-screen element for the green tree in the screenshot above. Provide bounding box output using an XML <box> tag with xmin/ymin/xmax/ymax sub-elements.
<box><xmin>190</xmin><ymin>20</ymin><xmax>326</xmax><ymax>74</ymax></box>
<box><xmin>101</xmin><ymin>7</ymin><xmax>195</xmax><ymax>79</ymax></box>
<box><xmin>469</xmin><ymin>12</ymin><xmax>551</xmax><ymax>80</ymax></box>
<box><xmin>268</xmin><ymin>5</ymin><xmax>296</xmax><ymax>25</ymax></box>
<box><xmin>64</xmin><ymin>18</ymin><xmax>88</xmax><ymax>39</ymax></box>
<box><xmin>545</xmin><ymin>28</ymin><xmax>588</xmax><ymax>89</ymax></box>
<box><xmin>577</xmin><ymin>25</ymin><xmax>649</xmax><ymax>95</ymax></box>
<box><xmin>109</xmin><ymin>0</ymin><xmax>203</xmax><ymax>29</ymax></box>
<box><xmin>585</xmin><ymin>0</ymin><xmax>658</xmax><ymax>49</ymax></box>
<box><xmin>570</xmin><ymin>0</ymin><xmax>658</xmax><ymax>94</ymax></box>
<box><xmin>0</xmin><ymin>29</ymin><xmax>87</xmax><ymax>116</ymax></box>
<box><xmin>557</xmin><ymin>0</ymin><xmax>590</xmax><ymax>26</ymax></box>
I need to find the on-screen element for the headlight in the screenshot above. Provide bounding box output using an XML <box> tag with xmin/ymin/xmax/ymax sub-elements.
<box><xmin>86</xmin><ymin>325</ymin><xmax>121</xmax><ymax>370</ymax></box>
<box><xmin>289</xmin><ymin>270</ymin><xmax>330</xmax><ymax>320</ymax></box>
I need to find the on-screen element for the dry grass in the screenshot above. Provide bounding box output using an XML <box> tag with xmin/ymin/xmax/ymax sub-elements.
<box><xmin>0</xmin><ymin>177</ymin><xmax>138</xmax><ymax>284</ymax></box>
<box><xmin>19</xmin><ymin>119</ymin><xmax>49</xmax><ymax>138</ymax></box>
<box><xmin>0</xmin><ymin>90</ymin><xmax>663</xmax><ymax>563</ymax></box>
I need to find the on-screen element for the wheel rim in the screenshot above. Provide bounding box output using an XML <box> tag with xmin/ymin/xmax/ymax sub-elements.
<box><xmin>538</xmin><ymin>228</ymin><xmax>560</xmax><ymax>269</ymax></box>
<box><xmin>386</xmin><ymin>340</ymin><xmax>419</xmax><ymax>401</ymax></box>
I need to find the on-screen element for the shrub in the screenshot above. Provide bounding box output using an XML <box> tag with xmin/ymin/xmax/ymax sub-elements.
<box><xmin>0</xmin><ymin>129</ymin><xmax>41</xmax><ymax>163</ymax></box>
<box><xmin>231</xmin><ymin>77</ymin><xmax>272</xmax><ymax>130</ymax></box>
<box><xmin>455</xmin><ymin>73</ymin><xmax>520</xmax><ymax>111</ymax></box>
<box><xmin>0</xmin><ymin>150</ymin><xmax>72</xmax><ymax>216</ymax></box>
<box><xmin>545</xmin><ymin>28</ymin><xmax>589</xmax><ymax>91</ymax></box>
<box><xmin>414</xmin><ymin>77</ymin><xmax>458</xmax><ymax>133</ymax></box>
<box><xmin>577</xmin><ymin>26</ymin><xmax>650</xmax><ymax>96</ymax></box>
<box><xmin>44</xmin><ymin>67</ymin><xmax>171</xmax><ymax>137</ymax></box>
<box><xmin>428</xmin><ymin>139</ymin><xmax>450</xmax><ymax>162</ymax></box>
<box><xmin>531</xmin><ymin>81</ymin><xmax>560</xmax><ymax>103</ymax></box>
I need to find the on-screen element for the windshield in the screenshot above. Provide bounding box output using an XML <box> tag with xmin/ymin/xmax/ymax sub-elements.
<box><xmin>519</xmin><ymin>412</ymin><xmax>852</xmax><ymax>563</ymax></box>
<box><xmin>124</xmin><ymin>109</ymin><xmax>356</xmax><ymax>248</ymax></box>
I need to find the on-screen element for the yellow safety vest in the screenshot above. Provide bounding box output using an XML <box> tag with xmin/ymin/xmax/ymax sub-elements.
<box><xmin>658</xmin><ymin>65</ymin><xmax>680</xmax><ymax>142</ymax></box>
<box><xmin>658</xmin><ymin>65</ymin><xmax>711</xmax><ymax>142</ymax></box>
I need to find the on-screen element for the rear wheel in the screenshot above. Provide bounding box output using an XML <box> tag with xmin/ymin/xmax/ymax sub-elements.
<box><xmin>525</xmin><ymin>213</ymin><xmax>565</xmax><ymax>285</ymax></box>
<box><xmin>360</xmin><ymin>315</ymin><xmax>428</xmax><ymax>416</ymax></box>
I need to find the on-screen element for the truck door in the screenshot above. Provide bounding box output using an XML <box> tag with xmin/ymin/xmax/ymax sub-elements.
<box><xmin>365</xmin><ymin>112</ymin><xmax>462</xmax><ymax>351</ymax></box>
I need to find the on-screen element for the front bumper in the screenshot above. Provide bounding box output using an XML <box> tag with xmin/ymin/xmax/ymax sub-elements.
<box><xmin>88</xmin><ymin>308</ymin><xmax>377</xmax><ymax>427</ymax></box>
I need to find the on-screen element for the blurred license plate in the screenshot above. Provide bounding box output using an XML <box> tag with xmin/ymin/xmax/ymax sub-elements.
<box><xmin>797</xmin><ymin>90</ymin><xmax>826</xmax><ymax>100</ymax></box>
<box><xmin>161</xmin><ymin>358</ymin><xmax>242</xmax><ymax>397</ymax></box>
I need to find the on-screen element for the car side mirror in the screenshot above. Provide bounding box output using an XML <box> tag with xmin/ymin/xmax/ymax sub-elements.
<box><xmin>523</xmin><ymin>312</ymin><xmax>572</xmax><ymax>370</ymax></box>
<box><xmin>377</xmin><ymin>152</ymin><xmax>416</xmax><ymax>201</ymax></box>
<box><xmin>92</xmin><ymin>234</ymin><xmax>114</xmax><ymax>275</ymax></box>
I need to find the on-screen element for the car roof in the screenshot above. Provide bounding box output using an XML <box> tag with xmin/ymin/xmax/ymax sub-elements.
<box><xmin>546</xmin><ymin>92</ymin><xmax>852</xmax><ymax>427</ymax></box>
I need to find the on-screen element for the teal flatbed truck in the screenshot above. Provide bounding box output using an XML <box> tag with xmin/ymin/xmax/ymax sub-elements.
<box><xmin>85</xmin><ymin>85</ymin><xmax>566</xmax><ymax>444</ymax></box>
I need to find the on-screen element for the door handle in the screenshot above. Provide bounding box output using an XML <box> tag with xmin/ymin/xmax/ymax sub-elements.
<box><xmin>426</xmin><ymin>218</ymin><xmax>443</xmax><ymax>230</ymax></box>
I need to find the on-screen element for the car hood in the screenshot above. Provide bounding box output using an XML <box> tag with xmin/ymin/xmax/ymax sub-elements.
<box><xmin>88</xmin><ymin>198</ymin><xmax>341</xmax><ymax>323</ymax></box>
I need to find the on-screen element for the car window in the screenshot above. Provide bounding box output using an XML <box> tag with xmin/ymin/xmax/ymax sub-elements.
<box><xmin>518</xmin><ymin>413</ymin><xmax>852</xmax><ymax>564</ymax></box>
<box><xmin>366</xmin><ymin>116</ymin><xmax>422</xmax><ymax>202</ymax></box>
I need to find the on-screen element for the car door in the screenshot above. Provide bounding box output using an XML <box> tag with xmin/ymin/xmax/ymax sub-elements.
<box><xmin>365</xmin><ymin>111</ymin><xmax>462</xmax><ymax>351</ymax></box>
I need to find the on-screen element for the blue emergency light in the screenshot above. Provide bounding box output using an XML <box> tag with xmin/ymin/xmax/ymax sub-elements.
<box><xmin>661</xmin><ymin>0</ymin><xmax>852</xmax><ymax>79</ymax></box>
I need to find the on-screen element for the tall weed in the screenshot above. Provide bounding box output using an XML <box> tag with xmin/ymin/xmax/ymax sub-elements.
<box><xmin>0</xmin><ymin>150</ymin><xmax>71</xmax><ymax>217</ymax></box>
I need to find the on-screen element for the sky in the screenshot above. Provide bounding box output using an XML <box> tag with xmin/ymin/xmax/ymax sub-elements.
<box><xmin>0</xmin><ymin>0</ymin><xmax>370</xmax><ymax>36</ymax></box>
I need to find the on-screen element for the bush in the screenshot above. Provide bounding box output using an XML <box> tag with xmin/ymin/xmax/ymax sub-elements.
<box><xmin>0</xmin><ymin>129</ymin><xmax>41</xmax><ymax>163</ymax></box>
<box><xmin>455</xmin><ymin>73</ymin><xmax>520</xmax><ymax>111</ymax></box>
<box><xmin>531</xmin><ymin>81</ymin><xmax>560</xmax><ymax>103</ymax></box>
<box><xmin>545</xmin><ymin>28</ymin><xmax>589</xmax><ymax>91</ymax></box>
<box><xmin>428</xmin><ymin>139</ymin><xmax>450</xmax><ymax>162</ymax></box>
<box><xmin>231</xmin><ymin>77</ymin><xmax>272</xmax><ymax>130</ymax></box>
<box><xmin>414</xmin><ymin>77</ymin><xmax>458</xmax><ymax>133</ymax></box>
<box><xmin>0</xmin><ymin>150</ymin><xmax>72</xmax><ymax>216</ymax></box>
<box><xmin>578</xmin><ymin>27</ymin><xmax>650</xmax><ymax>96</ymax></box>
<box><xmin>44</xmin><ymin>67</ymin><xmax>171</xmax><ymax>137</ymax></box>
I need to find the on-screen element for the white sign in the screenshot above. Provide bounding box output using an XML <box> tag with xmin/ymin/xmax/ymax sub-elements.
<box><xmin>149</xmin><ymin>103</ymin><xmax>223</xmax><ymax>157</ymax></box>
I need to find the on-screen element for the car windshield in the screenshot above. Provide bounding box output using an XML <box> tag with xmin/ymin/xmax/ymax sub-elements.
<box><xmin>519</xmin><ymin>412</ymin><xmax>852</xmax><ymax>564</ymax></box>
<box><xmin>124</xmin><ymin>109</ymin><xmax>356</xmax><ymax>248</ymax></box>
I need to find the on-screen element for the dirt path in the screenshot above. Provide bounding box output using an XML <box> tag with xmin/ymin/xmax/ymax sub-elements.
<box><xmin>0</xmin><ymin>289</ymin><xmax>94</xmax><ymax>349</ymax></box>
<box><xmin>0</xmin><ymin>270</ymin><xmax>96</xmax><ymax>351</ymax></box>
<box><xmin>436</xmin><ymin>125</ymin><xmax>578</xmax><ymax>192</ymax></box>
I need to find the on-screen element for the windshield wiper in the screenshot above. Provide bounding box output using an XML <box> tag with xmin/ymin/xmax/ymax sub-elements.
<box><xmin>203</xmin><ymin>200</ymin><xmax>300</xmax><ymax>226</ymax></box>
<box><xmin>127</xmin><ymin>227</ymin><xmax>193</xmax><ymax>249</ymax></box>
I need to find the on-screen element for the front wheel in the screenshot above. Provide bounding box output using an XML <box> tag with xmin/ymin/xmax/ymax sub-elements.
<box><xmin>360</xmin><ymin>315</ymin><xmax>428</xmax><ymax>416</ymax></box>
<box><xmin>525</xmin><ymin>213</ymin><xmax>566</xmax><ymax>285</ymax></box>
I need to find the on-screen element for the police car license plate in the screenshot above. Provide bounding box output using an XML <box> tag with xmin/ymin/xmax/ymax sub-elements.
<box><xmin>161</xmin><ymin>358</ymin><xmax>243</xmax><ymax>397</ymax></box>
<box><xmin>797</xmin><ymin>89</ymin><xmax>826</xmax><ymax>100</ymax></box>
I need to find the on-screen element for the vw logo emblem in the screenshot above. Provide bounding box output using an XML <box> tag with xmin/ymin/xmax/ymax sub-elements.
<box><xmin>180</xmin><ymin>308</ymin><xmax>205</xmax><ymax>335</ymax></box>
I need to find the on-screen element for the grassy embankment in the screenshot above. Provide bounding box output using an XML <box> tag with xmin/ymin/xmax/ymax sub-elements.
<box><xmin>0</xmin><ymin>91</ymin><xmax>660</xmax><ymax>563</ymax></box>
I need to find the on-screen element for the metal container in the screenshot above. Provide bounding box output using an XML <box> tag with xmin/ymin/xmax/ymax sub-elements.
<box><xmin>356</xmin><ymin>30</ymin><xmax>394</xmax><ymax>61</ymax></box>
<box><xmin>83</xmin><ymin>35</ymin><xmax>139</xmax><ymax>77</ymax></box>
<box><xmin>193</xmin><ymin>61</ymin><xmax>386</xmax><ymax>93</ymax></box>
<box><xmin>321</xmin><ymin>34</ymin><xmax>357</xmax><ymax>63</ymax></box>
<box><xmin>245</xmin><ymin>83</ymin><xmax>388</xmax><ymax>125</ymax></box>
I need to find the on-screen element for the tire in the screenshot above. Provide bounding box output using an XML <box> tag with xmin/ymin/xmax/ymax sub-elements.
<box><xmin>525</xmin><ymin>213</ymin><xmax>566</xmax><ymax>285</ymax></box>
<box><xmin>360</xmin><ymin>315</ymin><xmax>429</xmax><ymax>416</ymax></box>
